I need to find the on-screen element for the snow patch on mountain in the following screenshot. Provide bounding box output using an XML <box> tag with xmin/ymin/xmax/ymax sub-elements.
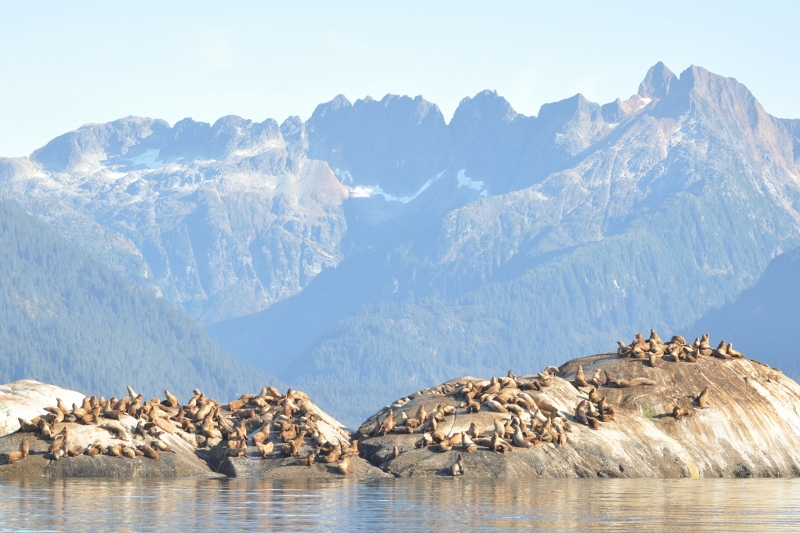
<box><xmin>128</xmin><ymin>149</ymin><xmax>163</xmax><ymax>169</ymax></box>
<box><xmin>348</xmin><ymin>171</ymin><xmax>446</xmax><ymax>203</ymax></box>
<box><xmin>457</xmin><ymin>169</ymin><xmax>488</xmax><ymax>196</ymax></box>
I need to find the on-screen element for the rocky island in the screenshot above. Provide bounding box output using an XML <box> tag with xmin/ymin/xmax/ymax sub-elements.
<box><xmin>2</xmin><ymin>332</ymin><xmax>800</xmax><ymax>479</ymax></box>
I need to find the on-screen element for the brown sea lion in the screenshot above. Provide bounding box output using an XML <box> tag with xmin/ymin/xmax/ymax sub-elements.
<box><xmin>672</xmin><ymin>406</ymin><xmax>690</xmax><ymax>419</ymax></box>
<box><xmin>298</xmin><ymin>450</ymin><xmax>316</xmax><ymax>467</ymax></box>
<box><xmin>696</xmin><ymin>387</ymin><xmax>710</xmax><ymax>408</ymax></box>
<box><xmin>574</xmin><ymin>366</ymin><xmax>589</xmax><ymax>388</ymax></box>
<box><xmin>163</xmin><ymin>390</ymin><xmax>179</xmax><ymax>408</ymax></box>
<box><xmin>256</xmin><ymin>441</ymin><xmax>274</xmax><ymax>458</ymax></box>
<box><xmin>17</xmin><ymin>418</ymin><xmax>38</xmax><ymax>432</ymax></box>
<box><xmin>588</xmin><ymin>388</ymin><xmax>602</xmax><ymax>404</ymax></box>
<box><xmin>727</xmin><ymin>343</ymin><xmax>744</xmax><ymax>358</ymax></box>
<box><xmin>575</xmin><ymin>400</ymin><xmax>589</xmax><ymax>425</ymax></box>
<box><xmin>6</xmin><ymin>438</ymin><xmax>30</xmax><ymax>465</ymax></box>
<box><xmin>338</xmin><ymin>455</ymin><xmax>352</xmax><ymax>475</ymax></box>
<box><xmin>140</xmin><ymin>444</ymin><xmax>160</xmax><ymax>460</ymax></box>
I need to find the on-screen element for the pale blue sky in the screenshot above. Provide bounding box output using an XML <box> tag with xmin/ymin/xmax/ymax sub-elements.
<box><xmin>1</xmin><ymin>1</ymin><xmax>798</xmax><ymax>157</ymax></box>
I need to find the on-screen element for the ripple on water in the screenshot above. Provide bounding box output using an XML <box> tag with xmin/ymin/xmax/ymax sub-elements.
<box><xmin>1</xmin><ymin>477</ymin><xmax>800</xmax><ymax>532</ymax></box>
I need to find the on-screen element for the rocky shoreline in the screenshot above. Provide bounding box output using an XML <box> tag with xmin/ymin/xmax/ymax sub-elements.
<box><xmin>3</xmin><ymin>332</ymin><xmax>800</xmax><ymax>479</ymax></box>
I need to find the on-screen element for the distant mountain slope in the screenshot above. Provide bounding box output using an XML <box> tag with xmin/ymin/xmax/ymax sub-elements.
<box><xmin>210</xmin><ymin>64</ymin><xmax>800</xmax><ymax>425</ymax></box>
<box><xmin>3</xmin><ymin>63</ymin><xmax>800</xmax><ymax>426</ymax></box>
<box><xmin>691</xmin><ymin>248</ymin><xmax>800</xmax><ymax>379</ymax></box>
<box><xmin>0</xmin><ymin>116</ymin><xmax>347</xmax><ymax>323</ymax></box>
<box><xmin>0</xmin><ymin>201</ymin><xmax>281</xmax><ymax>401</ymax></box>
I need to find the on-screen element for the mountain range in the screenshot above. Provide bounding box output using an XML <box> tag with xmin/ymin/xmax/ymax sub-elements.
<box><xmin>2</xmin><ymin>62</ymin><xmax>799</xmax><ymax>425</ymax></box>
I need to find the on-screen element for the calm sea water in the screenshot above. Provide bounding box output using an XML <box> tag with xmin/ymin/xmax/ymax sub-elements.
<box><xmin>1</xmin><ymin>477</ymin><xmax>799</xmax><ymax>532</ymax></box>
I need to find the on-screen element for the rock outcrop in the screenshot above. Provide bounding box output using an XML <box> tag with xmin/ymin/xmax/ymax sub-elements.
<box><xmin>0</xmin><ymin>381</ymin><xmax>384</xmax><ymax>479</ymax></box>
<box><xmin>0</xmin><ymin>381</ymin><xmax>86</xmax><ymax>437</ymax></box>
<box><xmin>358</xmin><ymin>333</ymin><xmax>800</xmax><ymax>478</ymax></box>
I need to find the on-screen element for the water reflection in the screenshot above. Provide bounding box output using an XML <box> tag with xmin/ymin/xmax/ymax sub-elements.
<box><xmin>1</xmin><ymin>477</ymin><xmax>800</xmax><ymax>532</ymax></box>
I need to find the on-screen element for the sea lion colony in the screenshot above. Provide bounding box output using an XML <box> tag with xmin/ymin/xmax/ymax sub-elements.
<box><xmin>362</xmin><ymin>330</ymin><xmax>739</xmax><ymax>475</ymax></box>
<box><xmin>361</xmin><ymin>366</ymin><xmax>576</xmax><ymax>467</ymax></box>
<box><xmin>4</xmin><ymin>385</ymin><xmax>356</xmax><ymax>475</ymax></box>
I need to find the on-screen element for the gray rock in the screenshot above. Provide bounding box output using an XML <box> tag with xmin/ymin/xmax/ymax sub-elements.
<box><xmin>358</xmin><ymin>354</ymin><xmax>800</xmax><ymax>478</ymax></box>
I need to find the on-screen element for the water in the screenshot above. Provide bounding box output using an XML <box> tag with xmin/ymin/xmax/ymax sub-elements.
<box><xmin>1</xmin><ymin>477</ymin><xmax>800</xmax><ymax>532</ymax></box>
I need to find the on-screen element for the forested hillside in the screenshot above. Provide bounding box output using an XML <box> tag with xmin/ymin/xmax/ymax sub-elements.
<box><xmin>0</xmin><ymin>201</ymin><xmax>281</xmax><ymax>402</ymax></box>
<box><xmin>692</xmin><ymin>248</ymin><xmax>800</xmax><ymax>380</ymax></box>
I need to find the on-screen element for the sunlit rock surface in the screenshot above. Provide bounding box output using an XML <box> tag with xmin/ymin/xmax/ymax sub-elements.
<box><xmin>358</xmin><ymin>351</ymin><xmax>800</xmax><ymax>478</ymax></box>
<box><xmin>0</xmin><ymin>381</ymin><xmax>85</xmax><ymax>437</ymax></box>
<box><xmin>0</xmin><ymin>382</ymin><xmax>380</xmax><ymax>478</ymax></box>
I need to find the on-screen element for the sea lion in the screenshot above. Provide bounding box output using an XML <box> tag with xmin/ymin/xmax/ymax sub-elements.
<box><xmin>556</xmin><ymin>426</ymin><xmax>568</xmax><ymax>446</ymax></box>
<box><xmin>48</xmin><ymin>430</ymin><xmax>68</xmax><ymax>454</ymax></box>
<box><xmin>615</xmin><ymin>378</ymin><xmax>657</xmax><ymax>388</ymax></box>
<box><xmin>140</xmin><ymin>444</ymin><xmax>160</xmax><ymax>460</ymax></box>
<box><xmin>151</xmin><ymin>440</ymin><xmax>173</xmax><ymax>453</ymax></box>
<box><xmin>649</xmin><ymin>339</ymin><xmax>665</xmax><ymax>357</ymax></box>
<box><xmin>108</xmin><ymin>444</ymin><xmax>123</xmax><ymax>457</ymax></box>
<box><xmin>485</xmin><ymin>400</ymin><xmax>508</xmax><ymax>413</ymax></box>
<box><xmin>490</xmin><ymin>433</ymin><xmax>511</xmax><ymax>453</ymax></box>
<box><xmin>587</xmin><ymin>417</ymin><xmax>600</xmax><ymax>430</ymax></box>
<box><xmin>512</xmin><ymin>427</ymin><xmax>533</xmax><ymax>448</ymax></box>
<box><xmin>121</xmin><ymin>446</ymin><xmax>137</xmax><ymax>459</ymax></box>
<box><xmin>726</xmin><ymin>343</ymin><xmax>744</xmax><ymax>358</ymax></box>
<box><xmin>67</xmin><ymin>446</ymin><xmax>84</xmax><ymax>457</ymax></box>
<box><xmin>590</xmin><ymin>370</ymin><xmax>603</xmax><ymax>388</ymax></box>
<box><xmin>6</xmin><ymin>438</ymin><xmax>30</xmax><ymax>465</ymax></box>
<box><xmin>450</xmin><ymin>454</ymin><xmax>464</xmax><ymax>476</ymax></box>
<box><xmin>338</xmin><ymin>455</ymin><xmax>352</xmax><ymax>475</ymax></box>
<box><xmin>617</xmin><ymin>341</ymin><xmax>632</xmax><ymax>356</ymax></box>
<box><xmin>17</xmin><ymin>418</ymin><xmax>38</xmax><ymax>432</ymax></box>
<box><xmin>256</xmin><ymin>441</ymin><xmax>274</xmax><ymax>458</ymax></box>
<box><xmin>574</xmin><ymin>366</ymin><xmax>589</xmax><ymax>388</ymax></box>
<box><xmin>696</xmin><ymin>387</ymin><xmax>710</xmax><ymax>408</ymax></box>
<box><xmin>649</xmin><ymin>329</ymin><xmax>662</xmax><ymax>344</ymax></box>
<box><xmin>588</xmin><ymin>388</ymin><xmax>602</xmax><ymax>404</ymax></box>
<box><xmin>575</xmin><ymin>401</ymin><xmax>589</xmax><ymax>425</ymax></box>
<box><xmin>672</xmin><ymin>406</ymin><xmax>690</xmax><ymax>419</ymax></box>
<box><xmin>649</xmin><ymin>353</ymin><xmax>658</xmax><ymax>368</ymax></box>
<box><xmin>163</xmin><ymin>390</ymin><xmax>179</xmax><ymax>408</ymax></box>
<box><xmin>318</xmin><ymin>445</ymin><xmax>339</xmax><ymax>463</ymax></box>
<box><xmin>374</xmin><ymin>409</ymin><xmax>395</xmax><ymax>436</ymax></box>
<box><xmin>461</xmin><ymin>433</ymin><xmax>478</xmax><ymax>453</ymax></box>
<box><xmin>671</xmin><ymin>335</ymin><xmax>687</xmax><ymax>345</ymax></box>
<box><xmin>298</xmin><ymin>450</ymin><xmax>316</xmax><ymax>467</ymax></box>
<box><xmin>436</xmin><ymin>441</ymin><xmax>453</xmax><ymax>452</ymax></box>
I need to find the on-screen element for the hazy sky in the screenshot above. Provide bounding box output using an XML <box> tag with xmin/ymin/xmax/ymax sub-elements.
<box><xmin>1</xmin><ymin>1</ymin><xmax>798</xmax><ymax>157</ymax></box>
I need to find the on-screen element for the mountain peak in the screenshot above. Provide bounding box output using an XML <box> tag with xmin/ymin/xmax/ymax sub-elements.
<box><xmin>638</xmin><ymin>62</ymin><xmax>677</xmax><ymax>99</ymax></box>
<box><xmin>451</xmin><ymin>90</ymin><xmax>518</xmax><ymax>126</ymax></box>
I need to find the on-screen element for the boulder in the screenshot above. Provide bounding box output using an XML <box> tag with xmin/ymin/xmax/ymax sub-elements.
<box><xmin>358</xmin><ymin>351</ymin><xmax>800</xmax><ymax>478</ymax></box>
